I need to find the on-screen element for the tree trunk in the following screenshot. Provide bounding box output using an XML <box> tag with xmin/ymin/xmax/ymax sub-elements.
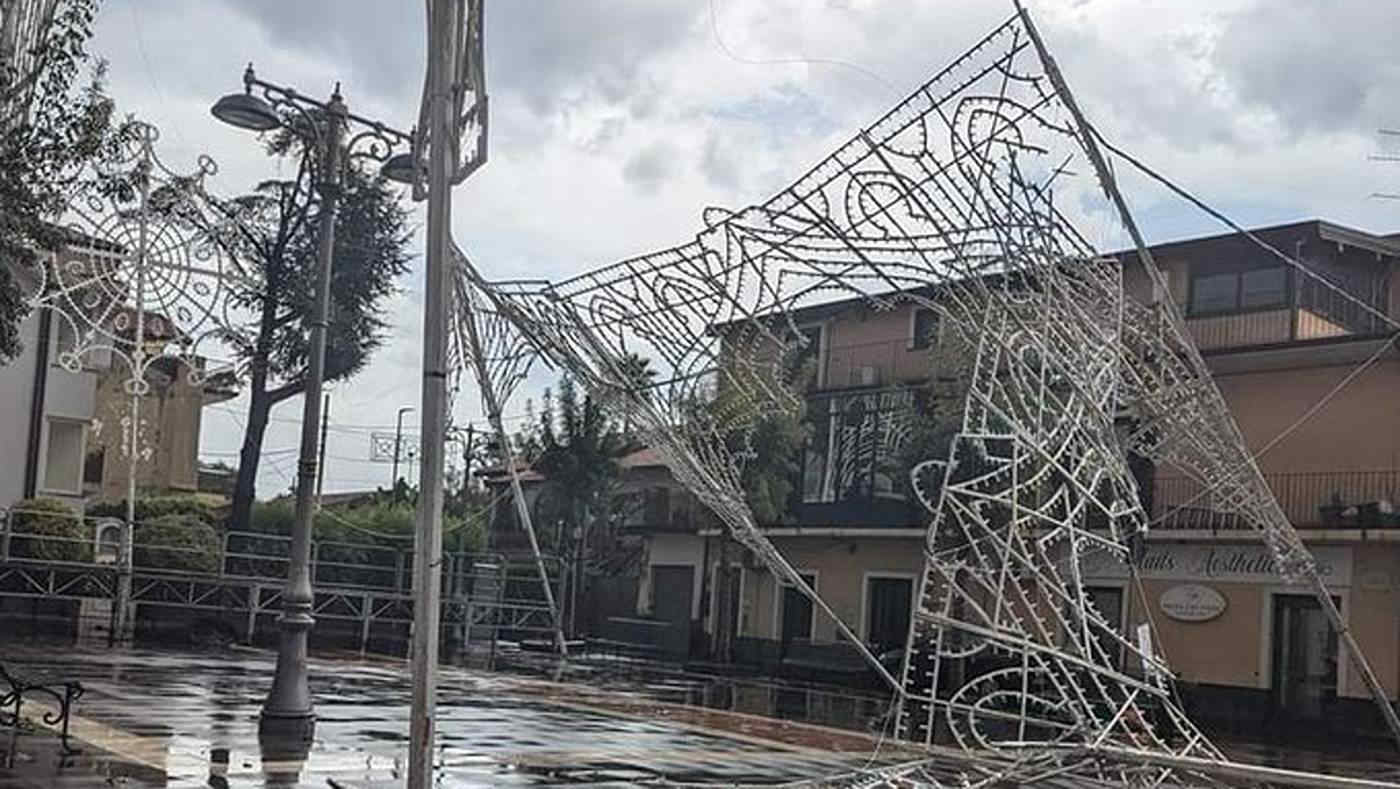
<box><xmin>229</xmin><ymin>387</ymin><xmax>272</xmax><ymax>531</ymax></box>
<box><xmin>228</xmin><ymin>286</ymin><xmax>282</xmax><ymax>532</ymax></box>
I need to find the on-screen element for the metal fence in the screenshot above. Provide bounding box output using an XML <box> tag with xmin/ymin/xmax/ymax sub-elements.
<box><xmin>0</xmin><ymin>507</ymin><xmax>561</xmax><ymax>603</ymax></box>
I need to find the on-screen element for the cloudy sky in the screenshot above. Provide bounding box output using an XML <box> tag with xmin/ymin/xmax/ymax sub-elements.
<box><xmin>86</xmin><ymin>0</ymin><xmax>1399</xmax><ymax>496</ymax></box>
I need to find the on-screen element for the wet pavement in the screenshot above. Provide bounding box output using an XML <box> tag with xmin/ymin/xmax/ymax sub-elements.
<box><xmin>0</xmin><ymin>641</ymin><xmax>920</xmax><ymax>787</ymax></box>
<box><xmin>4</xmin><ymin>639</ymin><xmax>1400</xmax><ymax>787</ymax></box>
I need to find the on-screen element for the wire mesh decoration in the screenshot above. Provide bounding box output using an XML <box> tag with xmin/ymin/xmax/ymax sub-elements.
<box><xmin>15</xmin><ymin>119</ymin><xmax>253</xmax><ymax>633</ymax></box>
<box><xmin>21</xmin><ymin>120</ymin><xmax>253</xmax><ymax>446</ymax></box>
<box><xmin>446</xmin><ymin>5</ymin><xmax>1400</xmax><ymax>786</ymax></box>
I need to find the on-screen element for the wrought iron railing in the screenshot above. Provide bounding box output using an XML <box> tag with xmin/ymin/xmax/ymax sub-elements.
<box><xmin>1152</xmin><ymin>469</ymin><xmax>1400</xmax><ymax>530</ymax></box>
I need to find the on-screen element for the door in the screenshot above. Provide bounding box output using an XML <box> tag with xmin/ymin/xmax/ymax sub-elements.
<box><xmin>1084</xmin><ymin>586</ymin><xmax>1124</xmax><ymax>667</ymax></box>
<box><xmin>866</xmin><ymin>576</ymin><xmax>913</xmax><ymax>655</ymax></box>
<box><xmin>1271</xmin><ymin>594</ymin><xmax>1338</xmax><ymax>722</ymax></box>
<box><xmin>779</xmin><ymin>573</ymin><xmax>816</xmax><ymax>645</ymax></box>
<box><xmin>652</xmin><ymin>565</ymin><xmax>695</xmax><ymax>658</ymax></box>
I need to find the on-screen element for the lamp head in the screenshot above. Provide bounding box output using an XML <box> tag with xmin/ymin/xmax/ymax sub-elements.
<box><xmin>381</xmin><ymin>152</ymin><xmax>424</xmax><ymax>185</ymax></box>
<box><xmin>211</xmin><ymin>92</ymin><xmax>280</xmax><ymax>132</ymax></box>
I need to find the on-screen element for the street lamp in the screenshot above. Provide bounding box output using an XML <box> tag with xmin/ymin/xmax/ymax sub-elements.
<box><xmin>212</xmin><ymin>63</ymin><xmax>413</xmax><ymax>743</ymax></box>
<box><xmin>393</xmin><ymin>406</ymin><xmax>415</xmax><ymax>489</ymax></box>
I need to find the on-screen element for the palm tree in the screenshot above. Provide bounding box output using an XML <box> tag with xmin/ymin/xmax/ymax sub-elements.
<box><xmin>534</xmin><ymin>376</ymin><xmax>625</xmax><ymax>635</ymax></box>
<box><xmin>616</xmin><ymin>352</ymin><xmax>657</xmax><ymax>447</ymax></box>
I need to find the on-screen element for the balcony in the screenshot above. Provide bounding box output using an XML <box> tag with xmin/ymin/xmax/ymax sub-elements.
<box><xmin>1185</xmin><ymin>277</ymin><xmax>1391</xmax><ymax>353</ymax></box>
<box><xmin>821</xmin><ymin>338</ymin><xmax>933</xmax><ymax>390</ymax></box>
<box><xmin>1152</xmin><ymin>469</ymin><xmax>1400</xmax><ymax>530</ymax></box>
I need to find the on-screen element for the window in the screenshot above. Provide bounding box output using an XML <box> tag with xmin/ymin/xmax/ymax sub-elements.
<box><xmin>42</xmin><ymin>419</ymin><xmax>85</xmax><ymax>495</ymax></box>
<box><xmin>778</xmin><ymin>572</ymin><xmax>817</xmax><ymax>643</ymax></box>
<box><xmin>866</xmin><ymin>575</ymin><xmax>913</xmax><ymax>654</ymax></box>
<box><xmin>786</xmin><ymin>324</ymin><xmax>825</xmax><ymax>387</ymax></box>
<box><xmin>643</xmin><ymin>486</ymin><xmax>671</xmax><ymax>526</ymax></box>
<box><xmin>1240</xmin><ymin>267</ymin><xmax>1287</xmax><ymax>309</ymax></box>
<box><xmin>83</xmin><ymin>446</ymin><xmax>106</xmax><ymax>491</ymax></box>
<box><xmin>95</xmin><ymin>520</ymin><xmax>122</xmax><ymax>564</ymax></box>
<box><xmin>53</xmin><ymin>317</ymin><xmax>78</xmax><ymax>358</ymax></box>
<box><xmin>802</xmin><ymin>389</ymin><xmax>916</xmax><ymax>504</ymax></box>
<box><xmin>1188</xmin><ymin>266</ymin><xmax>1288</xmax><ymax>315</ymax></box>
<box><xmin>802</xmin><ymin>399</ymin><xmax>835</xmax><ymax>504</ymax></box>
<box><xmin>910</xmin><ymin>308</ymin><xmax>939</xmax><ymax>350</ymax></box>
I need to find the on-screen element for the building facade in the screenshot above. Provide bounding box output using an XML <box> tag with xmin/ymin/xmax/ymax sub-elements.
<box><xmin>0</xmin><ymin>304</ymin><xmax>102</xmax><ymax>508</ymax></box>
<box><xmin>627</xmin><ymin>219</ymin><xmax>1400</xmax><ymax>734</ymax></box>
<box><xmin>0</xmin><ymin>297</ymin><xmax>238</xmax><ymax>511</ymax></box>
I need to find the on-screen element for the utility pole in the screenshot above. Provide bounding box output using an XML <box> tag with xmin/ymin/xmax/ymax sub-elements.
<box><xmin>315</xmin><ymin>392</ymin><xmax>330</xmax><ymax>506</ymax></box>
<box><xmin>407</xmin><ymin>0</ymin><xmax>457</xmax><ymax>783</ymax></box>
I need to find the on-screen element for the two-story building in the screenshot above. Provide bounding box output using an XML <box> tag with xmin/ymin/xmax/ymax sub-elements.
<box><xmin>0</xmin><ymin>290</ymin><xmax>239</xmax><ymax>512</ymax></box>
<box><xmin>626</xmin><ymin>218</ymin><xmax>1400</xmax><ymax>734</ymax></box>
<box><xmin>1091</xmin><ymin>219</ymin><xmax>1400</xmax><ymax>736</ymax></box>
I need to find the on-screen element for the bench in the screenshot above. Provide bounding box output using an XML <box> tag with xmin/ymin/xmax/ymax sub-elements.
<box><xmin>1</xmin><ymin>662</ymin><xmax>83</xmax><ymax>754</ymax></box>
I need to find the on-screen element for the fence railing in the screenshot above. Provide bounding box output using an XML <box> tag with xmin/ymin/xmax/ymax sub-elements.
<box><xmin>0</xmin><ymin>508</ymin><xmax>562</xmax><ymax>602</ymax></box>
<box><xmin>1153</xmin><ymin>469</ymin><xmax>1400</xmax><ymax>530</ymax></box>
<box><xmin>1186</xmin><ymin>304</ymin><xmax>1389</xmax><ymax>352</ymax></box>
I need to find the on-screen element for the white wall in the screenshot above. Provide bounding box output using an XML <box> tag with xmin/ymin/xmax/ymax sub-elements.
<box><xmin>0</xmin><ymin>311</ymin><xmax>40</xmax><ymax>507</ymax></box>
<box><xmin>0</xmin><ymin>308</ymin><xmax>99</xmax><ymax>509</ymax></box>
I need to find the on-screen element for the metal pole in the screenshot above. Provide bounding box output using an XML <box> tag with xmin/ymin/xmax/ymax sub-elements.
<box><xmin>113</xmin><ymin>151</ymin><xmax>152</xmax><ymax>644</ymax></box>
<box><xmin>393</xmin><ymin>406</ymin><xmax>413</xmax><ymax>490</ymax></box>
<box><xmin>315</xmin><ymin>392</ymin><xmax>330</xmax><ymax>506</ymax></box>
<box><xmin>407</xmin><ymin>0</ymin><xmax>456</xmax><ymax>782</ymax></box>
<box><xmin>461</xmin><ymin>423</ymin><xmax>474</xmax><ymax>499</ymax></box>
<box><xmin>259</xmin><ymin>85</ymin><xmax>345</xmax><ymax>741</ymax></box>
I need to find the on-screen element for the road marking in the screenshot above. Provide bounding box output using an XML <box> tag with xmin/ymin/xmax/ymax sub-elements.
<box><xmin>16</xmin><ymin>699</ymin><xmax>168</xmax><ymax>773</ymax></box>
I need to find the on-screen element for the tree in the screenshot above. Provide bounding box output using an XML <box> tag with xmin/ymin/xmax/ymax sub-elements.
<box><xmin>615</xmin><ymin>351</ymin><xmax>657</xmax><ymax>448</ymax></box>
<box><xmin>0</xmin><ymin>0</ymin><xmax>124</xmax><ymax>363</ymax></box>
<box><xmin>222</xmin><ymin>143</ymin><xmax>412</xmax><ymax>530</ymax></box>
<box><xmin>532</xmin><ymin>375</ymin><xmax>627</xmax><ymax>635</ymax></box>
<box><xmin>533</xmin><ymin>376</ymin><xmax>624</xmax><ymax>543</ymax></box>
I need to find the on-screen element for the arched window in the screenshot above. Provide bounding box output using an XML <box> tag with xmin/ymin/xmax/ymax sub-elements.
<box><xmin>95</xmin><ymin>519</ymin><xmax>123</xmax><ymax>564</ymax></box>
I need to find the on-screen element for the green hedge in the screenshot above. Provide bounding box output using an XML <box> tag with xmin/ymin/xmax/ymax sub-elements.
<box><xmin>133</xmin><ymin>514</ymin><xmax>220</xmax><ymax>574</ymax></box>
<box><xmin>89</xmin><ymin>495</ymin><xmax>218</xmax><ymax>526</ymax></box>
<box><xmin>235</xmin><ymin>497</ymin><xmax>483</xmax><ymax>587</ymax></box>
<box><xmin>9</xmin><ymin>497</ymin><xmax>91</xmax><ymax>562</ymax></box>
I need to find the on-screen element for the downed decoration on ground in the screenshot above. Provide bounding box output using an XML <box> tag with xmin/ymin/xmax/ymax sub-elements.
<box><xmin>447</xmin><ymin>2</ymin><xmax>1400</xmax><ymax>786</ymax></box>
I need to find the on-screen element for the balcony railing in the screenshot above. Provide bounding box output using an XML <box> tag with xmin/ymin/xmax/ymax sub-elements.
<box><xmin>1185</xmin><ymin>280</ymin><xmax>1391</xmax><ymax>352</ymax></box>
<box><xmin>1152</xmin><ymin>469</ymin><xmax>1400</xmax><ymax>530</ymax></box>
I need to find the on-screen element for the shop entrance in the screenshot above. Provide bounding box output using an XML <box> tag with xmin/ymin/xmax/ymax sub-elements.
<box><xmin>1270</xmin><ymin>593</ymin><xmax>1339</xmax><ymax>722</ymax></box>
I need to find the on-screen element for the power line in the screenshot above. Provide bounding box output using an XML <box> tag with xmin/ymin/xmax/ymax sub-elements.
<box><xmin>208</xmin><ymin>403</ymin><xmax>536</xmax><ymax>432</ymax></box>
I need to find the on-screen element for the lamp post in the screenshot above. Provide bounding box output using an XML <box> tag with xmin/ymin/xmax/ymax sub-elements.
<box><xmin>393</xmin><ymin>406</ymin><xmax>415</xmax><ymax>489</ymax></box>
<box><xmin>211</xmin><ymin>64</ymin><xmax>414</xmax><ymax>741</ymax></box>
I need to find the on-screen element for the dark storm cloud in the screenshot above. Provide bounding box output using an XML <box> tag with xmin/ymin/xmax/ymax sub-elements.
<box><xmin>1211</xmin><ymin>0</ymin><xmax>1400</xmax><ymax>136</ymax></box>
<box><xmin>214</xmin><ymin>1</ymin><xmax>701</xmax><ymax>119</ymax></box>
<box><xmin>209</xmin><ymin>0</ymin><xmax>426</xmax><ymax>104</ymax></box>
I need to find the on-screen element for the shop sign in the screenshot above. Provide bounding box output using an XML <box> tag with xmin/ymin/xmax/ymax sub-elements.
<box><xmin>1079</xmin><ymin>544</ymin><xmax>1351</xmax><ymax>587</ymax></box>
<box><xmin>1159</xmin><ymin>584</ymin><xmax>1226</xmax><ymax>622</ymax></box>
